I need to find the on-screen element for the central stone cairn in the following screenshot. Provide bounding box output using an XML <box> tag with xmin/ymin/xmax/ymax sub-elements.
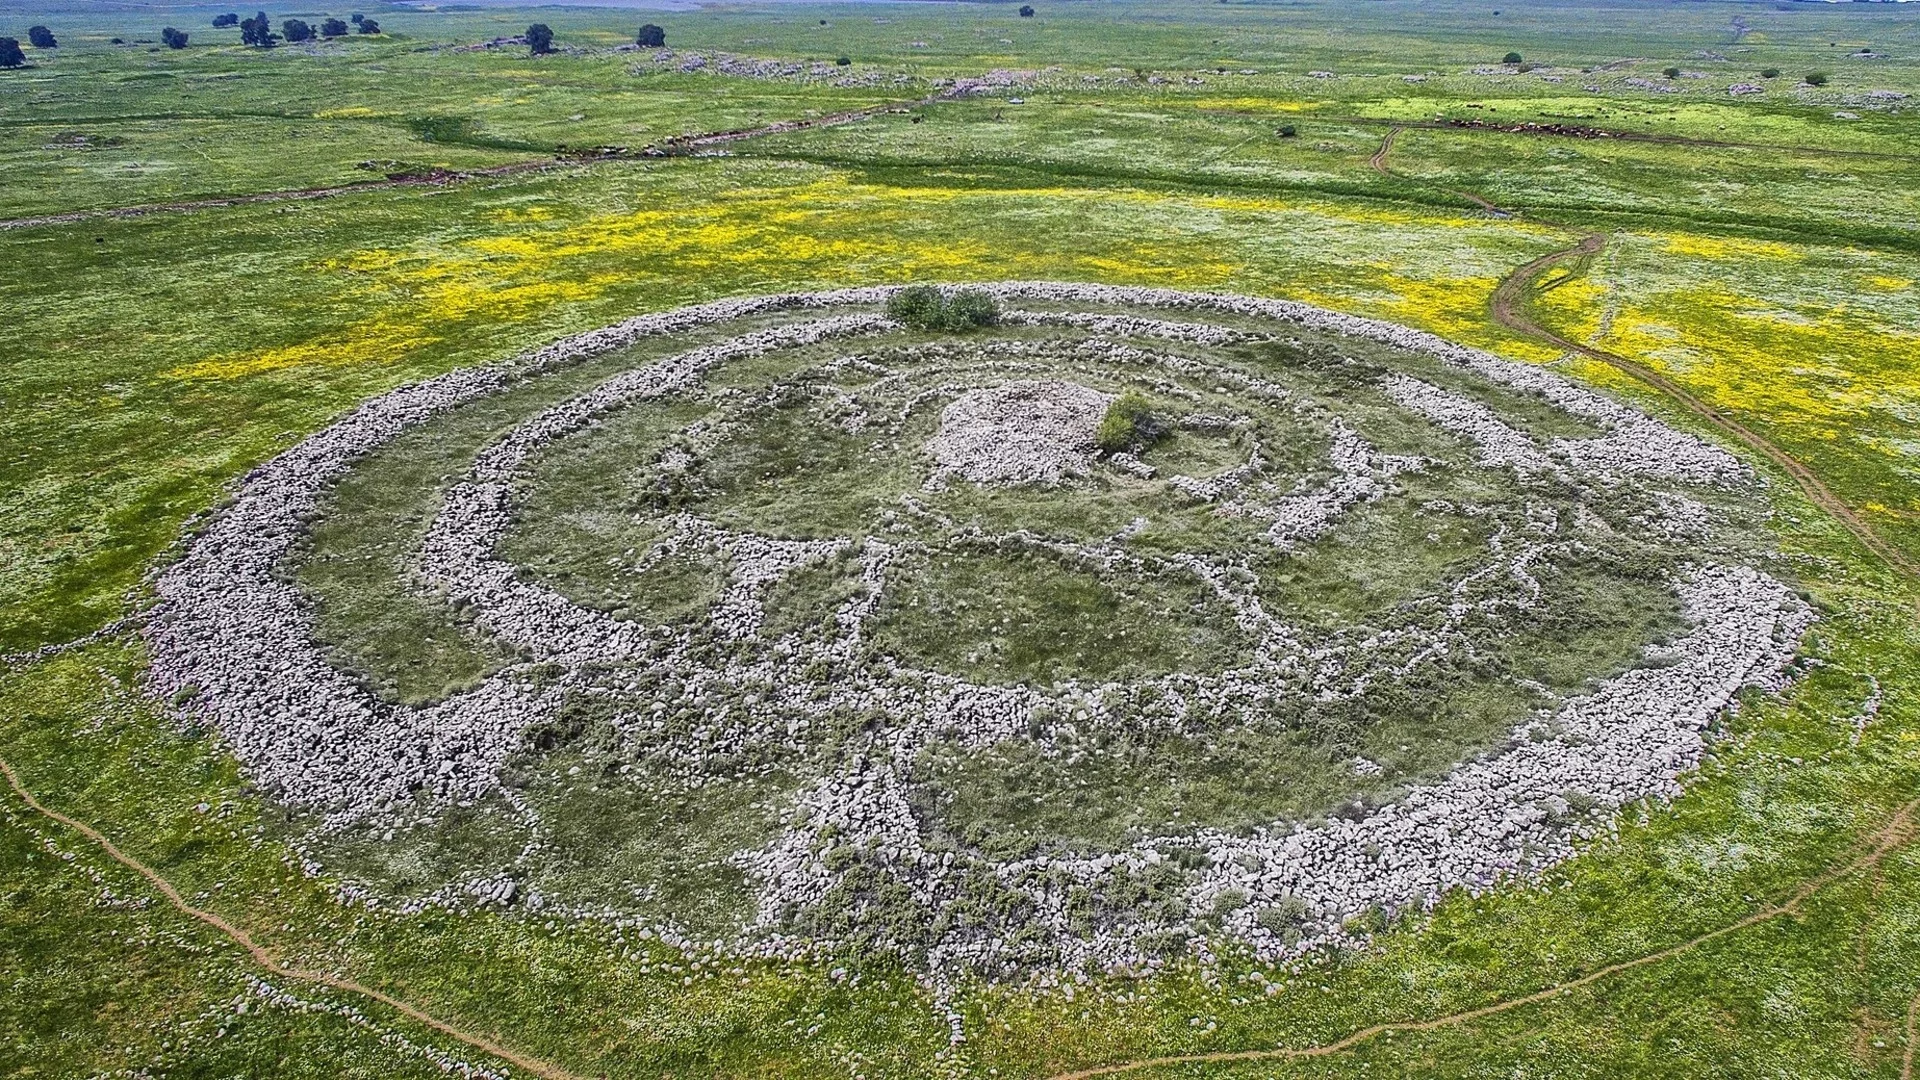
<box><xmin>927</xmin><ymin>379</ymin><xmax>1113</xmax><ymax>486</ymax></box>
<box><xmin>145</xmin><ymin>284</ymin><xmax>1810</xmax><ymax>1012</ymax></box>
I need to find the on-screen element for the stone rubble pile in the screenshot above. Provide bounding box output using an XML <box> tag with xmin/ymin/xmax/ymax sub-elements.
<box><xmin>927</xmin><ymin>380</ymin><xmax>1114</xmax><ymax>486</ymax></box>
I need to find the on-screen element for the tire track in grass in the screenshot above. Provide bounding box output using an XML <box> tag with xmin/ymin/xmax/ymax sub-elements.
<box><xmin>1366</xmin><ymin>124</ymin><xmax>1509</xmax><ymax>216</ymax></box>
<box><xmin>0</xmin><ymin>753</ymin><xmax>588</xmax><ymax>1080</ymax></box>
<box><xmin>1905</xmin><ymin>991</ymin><xmax>1920</xmax><ymax>1080</ymax></box>
<box><xmin>1372</xmin><ymin>120</ymin><xmax>1920</xmax><ymax>582</ymax></box>
<box><xmin>1047</xmin><ymin>798</ymin><xmax>1920</xmax><ymax>1079</ymax></box>
<box><xmin>1366</xmin><ymin>125</ymin><xmax>1400</xmax><ymax>174</ymax></box>
<box><xmin>1490</xmin><ymin>235</ymin><xmax>1920</xmax><ymax>582</ymax></box>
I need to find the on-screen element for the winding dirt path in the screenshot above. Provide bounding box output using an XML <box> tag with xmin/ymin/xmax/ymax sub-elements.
<box><xmin>1366</xmin><ymin>126</ymin><xmax>1400</xmax><ymax>174</ymax></box>
<box><xmin>1048</xmin><ymin>798</ymin><xmax>1920</xmax><ymax>1079</ymax></box>
<box><xmin>1367</xmin><ymin>124</ymin><xmax>1510</xmax><ymax>215</ymax></box>
<box><xmin>0</xmin><ymin>753</ymin><xmax>585</xmax><ymax>1080</ymax></box>
<box><xmin>1905</xmin><ymin>992</ymin><xmax>1920</xmax><ymax>1080</ymax></box>
<box><xmin>1490</xmin><ymin>234</ymin><xmax>1920</xmax><ymax>581</ymax></box>
<box><xmin>1372</xmin><ymin>119</ymin><xmax>1918</xmax><ymax>582</ymax></box>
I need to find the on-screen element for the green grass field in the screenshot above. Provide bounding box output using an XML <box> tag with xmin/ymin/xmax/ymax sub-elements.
<box><xmin>4</xmin><ymin>0</ymin><xmax>1920</xmax><ymax>1076</ymax></box>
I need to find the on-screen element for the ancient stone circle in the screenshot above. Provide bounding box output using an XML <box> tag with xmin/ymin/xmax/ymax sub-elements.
<box><xmin>146</xmin><ymin>282</ymin><xmax>1812</xmax><ymax>997</ymax></box>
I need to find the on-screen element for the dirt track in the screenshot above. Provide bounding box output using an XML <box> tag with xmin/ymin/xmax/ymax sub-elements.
<box><xmin>1368</xmin><ymin>124</ymin><xmax>1919</xmax><ymax>583</ymax></box>
<box><xmin>1046</xmin><ymin>797</ymin><xmax>1920</xmax><ymax>1079</ymax></box>
<box><xmin>1490</xmin><ymin>234</ymin><xmax>1920</xmax><ymax>581</ymax></box>
<box><xmin>0</xmin><ymin>753</ymin><xmax>586</xmax><ymax>1080</ymax></box>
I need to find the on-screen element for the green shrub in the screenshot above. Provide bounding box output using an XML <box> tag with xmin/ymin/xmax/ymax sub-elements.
<box><xmin>1805</xmin><ymin>70</ymin><xmax>1829</xmax><ymax>87</ymax></box>
<box><xmin>944</xmin><ymin>289</ymin><xmax>999</xmax><ymax>329</ymax></box>
<box><xmin>1096</xmin><ymin>389</ymin><xmax>1167</xmax><ymax>454</ymax></box>
<box><xmin>886</xmin><ymin>286</ymin><xmax>999</xmax><ymax>332</ymax></box>
<box><xmin>886</xmin><ymin>285</ymin><xmax>944</xmax><ymax>328</ymax></box>
<box><xmin>1502</xmin><ymin>51</ymin><xmax>1521</xmax><ymax>65</ymax></box>
<box><xmin>1663</xmin><ymin>66</ymin><xmax>1681</xmax><ymax>79</ymax></box>
<box><xmin>1760</xmin><ymin>67</ymin><xmax>1780</xmax><ymax>79</ymax></box>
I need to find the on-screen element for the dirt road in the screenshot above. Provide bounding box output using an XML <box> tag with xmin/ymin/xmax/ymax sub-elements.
<box><xmin>0</xmin><ymin>753</ymin><xmax>585</xmax><ymax>1080</ymax></box>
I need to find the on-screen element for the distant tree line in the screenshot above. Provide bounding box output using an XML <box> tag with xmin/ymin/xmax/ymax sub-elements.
<box><xmin>219</xmin><ymin>10</ymin><xmax>377</xmax><ymax>46</ymax></box>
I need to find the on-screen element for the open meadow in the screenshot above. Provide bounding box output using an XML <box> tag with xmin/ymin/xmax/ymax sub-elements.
<box><xmin>4</xmin><ymin>0</ymin><xmax>1920</xmax><ymax>1077</ymax></box>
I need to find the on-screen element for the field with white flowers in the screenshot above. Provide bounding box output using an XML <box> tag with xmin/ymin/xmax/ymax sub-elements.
<box><xmin>5</xmin><ymin>0</ymin><xmax>1920</xmax><ymax>1077</ymax></box>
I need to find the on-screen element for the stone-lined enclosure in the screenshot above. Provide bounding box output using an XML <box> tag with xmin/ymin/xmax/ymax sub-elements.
<box><xmin>146</xmin><ymin>283</ymin><xmax>1811</xmax><ymax>1000</ymax></box>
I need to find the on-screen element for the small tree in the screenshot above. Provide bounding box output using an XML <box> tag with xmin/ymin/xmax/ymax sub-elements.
<box><xmin>356</xmin><ymin>17</ymin><xmax>379</xmax><ymax>34</ymax></box>
<box><xmin>161</xmin><ymin>26</ymin><xmax>189</xmax><ymax>48</ymax></box>
<box><xmin>1502</xmin><ymin>51</ymin><xmax>1521</xmax><ymax>65</ymax></box>
<box><xmin>1662</xmin><ymin>65</ymin><xmax>1680</xmax><ymax>79</ymax></box>
<box><xmin>1095</xmin><ymin>389</ymin><xmax>1168</xmax><ymax>455</ymax></box>
<box><xmin>26</xmin><ymin>25</ymin><xmax>56</xmax><ymax>48</ymax></box>
<box><xmin>0</xmin><ymin>37</ymin><xmax>24</xmax><ymax>67</ymax></box>
<box><xmin>526</xmin><ymin>23</ymin><xmax>553</xmax><ymax>54</ymax></box>
<box><xmin>1804</xmin><ymin>70</ymin><xmax>1829</xmax><ymax>86</ymax></box>
<box><xmin>282</xmin><ymin>18</ymin><xmax>313</xmax><ymax>41</ymax></box>
<box><xmin>835</xmin><ymin>55</ymin><xmax>851</xmax><ymax>66</ymax></box>
<box><xmin>1760</xmin><ymin>67</ymin><xmax>1780</xmax><ymax>79</ymax></box>
<box><xmin>350</xmin><ymin>12</ymin><xmax>363</xmax><ymax>23</ymax></box>
<box><xmin>240</xmin><ymin>12</ymin><xmax>277</xmax><ymax>47</ymax></box>
<box><xmin>636</xmin><ymin>23</ymin><xmax>664</xmax><ymax>47</ymax></box>
<box><xmin>320</xmin><ymin>18</ymin><xmax>348</xmax><ymax>37</ymax></box>
<box><xmin>213</xmin><ymin>12</ymin><xmax>239</xmax><ymax>27</ymax></box>
<box><xmin>1019</xmin><ymin>4</ymin><xmax>1035</xmax><ymax>15</ymax></box>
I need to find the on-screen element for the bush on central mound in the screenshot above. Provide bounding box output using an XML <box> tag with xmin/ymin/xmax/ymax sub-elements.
<box><xmin>1096</xmin><ymin>389</ymin><xmax>1167</xmax><ymax>454</ymax></box>
<box><xmin>887</xmin><ymin>286</ymin><xmax>1000</xmax><ymax>332</ymax></box>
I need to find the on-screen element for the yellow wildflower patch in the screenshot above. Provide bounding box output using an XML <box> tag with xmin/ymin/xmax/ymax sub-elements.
<box><xmin>1187</xmin><ymin>96</ymin><xmax>1313</xmax><ymax>113</ymax></box>
<box><xmin>166</xmin><ymin>321</ymin><xmax>444</xmax><ymax>381</ymax></box>
<box><xmin>1599</xmin><ymin>281</ymin><xmax>1920</xmax><ymax>433</ymax></box>
<box><xmin>1658</xmin><ymin>233</ymin><xmax>1803</xmax><ymax>262</ymax></box>
<box><xmin>163</xmin><ymin>169</ymin><xmax>1552</xmax><ymax>384</ymax></box>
